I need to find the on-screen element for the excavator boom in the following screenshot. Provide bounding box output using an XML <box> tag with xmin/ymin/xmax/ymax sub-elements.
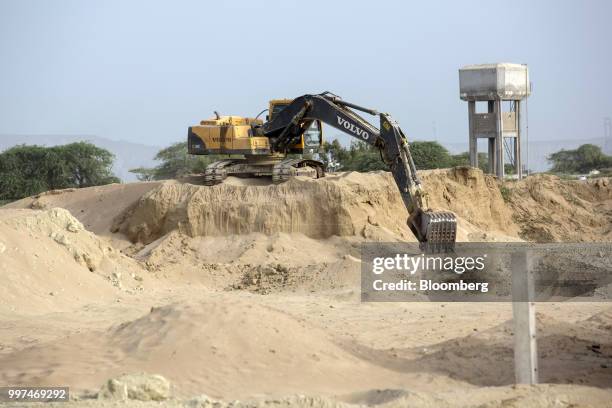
<box><xmin>261</xmin><ymin>93</ymin><xmax>457</xmax><ymax>252</ymax></box>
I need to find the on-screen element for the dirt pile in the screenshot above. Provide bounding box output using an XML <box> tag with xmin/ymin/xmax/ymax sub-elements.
<box><xmin>408</xmin><ymin>309</ymin><xmax>612</xmax><ymax>388</ymax></box>
<box><xmin>1</xmin><ymin>169</ymin><xmax>612</xmax><ymax>406</ymax></box>
<box><xmin>0</xmin><ymin>297</ymin><xmax>428</xmax><ymax>398</ymax></box>
<box><xmin>3</xmin><ymin>298</ymin><xmax>611</xmax><ymax>406</ymax></box>
<box><xmin>5</xmin><ymin>182</ymin><xmax>161</xmax><ymax>236</ymax></box>
<box><xmin>6</xmin><ymin>169</ymin><xmax>611</xmax><ymax>248</ymax></box>
<box><xmin>420</xmin><ymin>167</ymin><xmax>518</xmax><ymax>237</ymax></box>
<box><xmin>0</xmin><ymin>208</ymin><xmax>146</xmax><ymax>313</ymax></box>
<box><xmin>4</xmin><ymin>170</ymin><xmax>610</xmax><ymax>302</ymax></box>
<box><xmin>128</xmin><ymin>230</ymin><xmax>361</xmax><ymax>291</ymax></box>
<box><xmin>506</xmin><ymin>175</ymin><xmax>612</xmax><ymax>242</ymax></box>
<box><xmin>114</xmin><ymin>173</ymin><xmax>406</xmax><ymax>243</ymax></box>
<box><xmin>115</xmin><ymin>168</ymin><xmax>519</xmax><ymax>245</ymax></box>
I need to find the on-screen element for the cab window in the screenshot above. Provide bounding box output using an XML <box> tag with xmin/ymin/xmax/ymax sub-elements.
<box><xmin>303</xmin><ymin>121</ymin><xmax>322</xmax><ymax>147</ymax></box>
<box><xmin>270</xmin><ymin>104</ymin><xmax>288</xmax><ymax>120</ymax></box>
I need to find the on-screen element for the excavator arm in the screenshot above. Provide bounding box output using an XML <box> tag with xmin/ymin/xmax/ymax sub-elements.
<box><xmin>261</xmin><ymin>92</ymin><xmax>457</xmax><ymax>252</ymax></box>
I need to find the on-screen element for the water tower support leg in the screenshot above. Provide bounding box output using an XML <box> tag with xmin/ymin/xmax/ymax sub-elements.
<box><xmin>468</xmin><ymin>101</ymin><xmax>478</xmax><ymax>168</ymax></box>
<box><xmin>515</xmin><ymin>100</ymin><xmax>522</xmax><ymax>179</ymax></box>
<box><xmin>495</xmin><ymin>99</ymin><xmax>505</xmax><ymax>178</ymax></box>
<box><xmin>488</xmin><ymin>138</ymin><xmax>495</xmax><ymax>173</ymax></box>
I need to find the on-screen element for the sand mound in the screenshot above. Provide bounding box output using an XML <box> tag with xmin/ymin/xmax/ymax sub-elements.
<box><xmin>1</xmin><ymin>170</ymin><xmax>612</xmax><ymax>406</ymax></box>
<box><xmin>0</xmin><ymin>208</ymin><xmax>147</xmax><ymax>313</ymax></box>
<box><xmin>115</xmin><ymin>168</ymin><xmax>519</xmax><ymax>245</ymax></box>
<box><xmin>5</xmin><ymin>170</ymin><xmax>610</xmax><ymax>247</ymax></box>
<box><xmin>420</xmin><ymin>167</ymin><xmax>518</xmax><ymax>237</ymax></box>
<box><xmin>5</xmin><ymin>182</ymin><xmax>161</xmax><ymax>237</ymax></box>
<box><xmin>131</xmin><ymin>231</ymin><xmax>361</xmax><ymax>292</ymax></box>
<box><xmin>506</xmin><ymin>175</ymin><xmax>612</xmax><ymax>242</ymax></box>
<box><xmin>115</xmin><ymin>173</ymin><xmax>407</xmax><ymax>243</ymax></box>
<box><xmin>404</xmin><ymin>308</ymin><xmax>612</xmax><ymax>388</ymax></box>
<box><xmin>0</xmin><ymin>297</ymin><xmax>429</xmax><ymax>398</ymax></box>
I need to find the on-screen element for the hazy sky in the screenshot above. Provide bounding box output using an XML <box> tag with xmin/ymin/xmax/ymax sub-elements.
<box><xmin>1</xmin><ymin>0</ymin><xmax>610</xmax><ymax>147</ymax></box>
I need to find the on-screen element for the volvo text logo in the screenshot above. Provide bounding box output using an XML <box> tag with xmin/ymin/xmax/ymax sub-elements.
<box><xmin>337</xmin><ymin>116</ymin><xmax>369</xmax><ymax>140</ymax></box>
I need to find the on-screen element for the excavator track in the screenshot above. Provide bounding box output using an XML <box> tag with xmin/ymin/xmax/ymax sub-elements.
<box><xmin>272</xmin><ymin>158</ymin><xmax>324</xmax><ymax>184</ymax></box>
<box><xmin>204</xmin><ymin>159</ymin><xmax>238</xmax><ymax>186</ymax></box>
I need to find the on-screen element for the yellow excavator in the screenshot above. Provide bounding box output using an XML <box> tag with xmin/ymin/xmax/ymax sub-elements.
<box><xmin>188</xmin><ymin>98</ymin><xmax>325</xmax><ymax>184</ymax></box>
<box><xmin>187</xmin><ymin>92</ymin><xmax>457</xmax><ymax>251</ymax></box>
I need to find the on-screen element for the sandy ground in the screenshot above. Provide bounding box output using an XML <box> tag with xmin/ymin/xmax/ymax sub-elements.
<box><xmin>1</xmin><ymin>168</ymin><xmax>611</xmax><ymax>407</ymax></box>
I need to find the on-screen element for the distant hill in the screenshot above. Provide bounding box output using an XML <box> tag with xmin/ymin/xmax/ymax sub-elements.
<box><xmin>0</xmin><ymin>134</ymin><xmax>161</xmax><ymax>182</ymax></box>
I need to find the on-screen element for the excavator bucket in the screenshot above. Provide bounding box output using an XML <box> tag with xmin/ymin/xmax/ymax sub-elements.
<box><xmin>408</xmin><ymin>209</ymin><xmax>457</xmax><ymax>253</ymax></box>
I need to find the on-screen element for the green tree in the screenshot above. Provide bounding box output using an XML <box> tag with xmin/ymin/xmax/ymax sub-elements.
<box><xmin>129</xmin><ymin>167</ymin><xmax>157</xmax><ymax>181</ymax></box>
<box><xmin>343</xmin><ymin>141</ymin><xmax>388</xmax><ymax>171</ymax></box>
<box><xmin>409</xmin><ymin>141</ymin><xmax>453</xmax><ymax>169</ymax></box>
<box><xmin>55</xmin><ymin>142</ymin><xmax>119</xmax><ymax>187</ymax></box>
<box><xmin>548</xmin><ymin>144</ymin><xmax>612</xmax><ymax>174</ymax></box>
<box><xmin>0</xmin><ymin>142</ymin><xmax>119</xmax><ymax>201</ymax></box>
<box><xmin>130</xmin><ymin>142</ymin><xmax>226</xmax><ymax>180</ymax></box>
<box><xmin>450</xmin><ymin>151</ymin><xmax>489</xmax><ymax>172</ymax></box>
<box><xmin>323</xmin><ymin>139</ymin><xmax>458</xmax><ymax>172</ymax></box>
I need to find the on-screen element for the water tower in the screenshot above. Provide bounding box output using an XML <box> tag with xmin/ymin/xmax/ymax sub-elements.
<box><xmin>459</xmin><ymin>63</ymin><xmax>530</xmax><ymax>179</ymax></box>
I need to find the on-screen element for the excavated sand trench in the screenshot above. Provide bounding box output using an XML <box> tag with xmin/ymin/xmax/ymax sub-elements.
<box><xmin>1</xmin><ymin>168</ymin><xmax>612</xmax><ymax>406</ymax></box>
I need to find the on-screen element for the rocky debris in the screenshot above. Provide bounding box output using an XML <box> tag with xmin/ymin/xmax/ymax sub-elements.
<box><xmin>97</xmin><ymin>373</ymin><xmax>171</xmax><ymax>401</ymax></box>
<box><xmin>232</xmin><ymin>264</ymin><xmax>295</xmax><ymax>294</ymax></box>
<box><xmin>66</xmin><ymin>219</ymin><xmax>83</xmax><ymax>232</ymax></box>
<box><xmin>184</xmin><ymin>393</ymin><xmax>443</xmax><ymax>408</ymax></box>
<box><xmin>244</xmin><ymin>395</ymin><xmax>349</xmax><ymax>408</ymax></box>
<box><xmin>186</xmin><ymin>394</ymin><xmax>225</xmax><ymax>408</ymax></box>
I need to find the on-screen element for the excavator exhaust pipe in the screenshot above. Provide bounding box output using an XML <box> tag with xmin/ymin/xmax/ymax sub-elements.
<box><xmin>408</xmin><ymin>209</ymin><xmax>457</xmax><ymax>253</ymax></box>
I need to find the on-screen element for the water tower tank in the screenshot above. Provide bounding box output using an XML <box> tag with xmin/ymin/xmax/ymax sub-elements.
<box><xmin>459</xmin><ymin>62</ymin><xmax>531</xmax><ymax>180</ymax></box>
<box><xmin>459</xmin><ymin>63</ymin><xmax>530</xmax><ymax>101</ymax></box>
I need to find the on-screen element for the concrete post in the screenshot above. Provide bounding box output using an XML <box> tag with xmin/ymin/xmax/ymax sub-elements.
<box><xmin>511</xmin><ymin>250</ymin><xmax>538</xmax><ymax>384</ymax></box>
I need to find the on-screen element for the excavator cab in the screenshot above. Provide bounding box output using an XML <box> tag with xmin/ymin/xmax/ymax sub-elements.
<box><xmin>269</xmin><ymin>99</ymin><xmax>323</xmax><ymax>155</ymax></box>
